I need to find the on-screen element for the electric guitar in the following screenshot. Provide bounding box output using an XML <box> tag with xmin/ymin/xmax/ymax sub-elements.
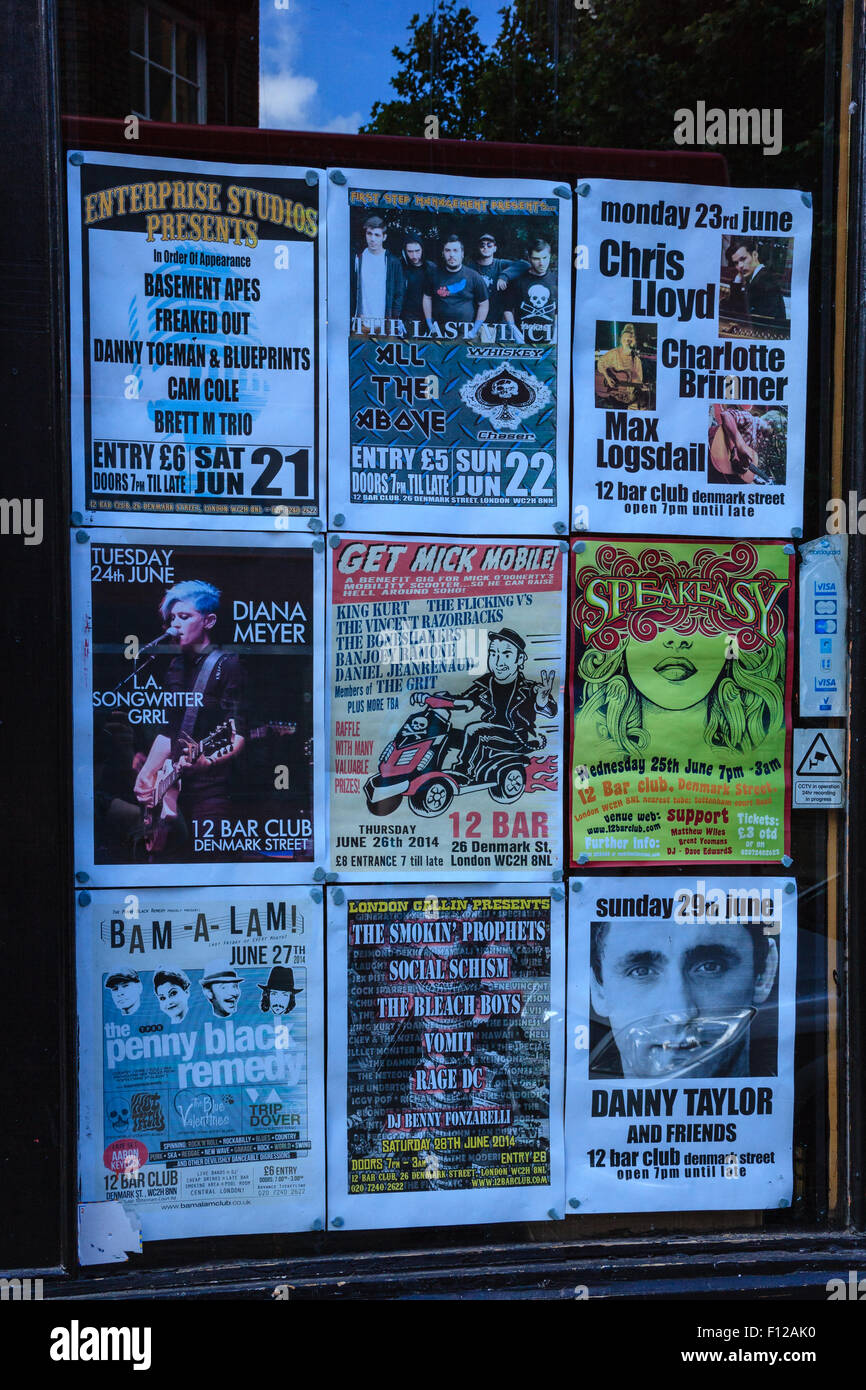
<box><xmin>142</xmin><ymin>721</ymin><xmax>237</xmax><ymax>854</ymax></box>
<box><xmin>142</xmin><ymin>721</ymin><xmax>306</xmax><ymax>856</ymax></box>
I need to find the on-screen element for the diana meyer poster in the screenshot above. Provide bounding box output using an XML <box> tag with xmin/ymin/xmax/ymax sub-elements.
<box><xmin>569</xmin><ymin>538</ymin><xmax>793</xmax><ymax>865</ymax></box>
<box><xmin>72</xmin><ymin>529</ymin><xmax>325</xmax><ymax>885</ymax></box>
<box><xmin>327</xmin><ymin>168</ymin><xmax>571</xmax><ymax>534</ymax></box>
<box><xmin>574</xmin><ymin>180</ymin><xmax>810</xmax><ymax>536</ymax></box>
<box><xmin>68</xmin><ymin>151</ymin><xmax>325</xmax><ymax>529</ymax></box>
<box><xmin>77</xmin><ymin>887</ymin><xmax>324</xmax><ymax>1241</ymax></box>
<box><xmin>565</xmin><ymin>876</ymin><xmax>795</xmax><ymax>1214</ymax></box>
<box><xmin>329</xmin><ymin>535</ymin><xmax>566</xmax><ymax>880</ymax></box>
<box><xmin>327</xmin><ymin>884</ymin><xmax>565</xmax><ymax>1230</ymax></box>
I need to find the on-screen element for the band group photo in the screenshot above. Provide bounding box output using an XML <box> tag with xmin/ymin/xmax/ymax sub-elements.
<box><xmin>349</xmin><ymin>201</ymin><xmax>560</xmax><ymax>342</ymax></box>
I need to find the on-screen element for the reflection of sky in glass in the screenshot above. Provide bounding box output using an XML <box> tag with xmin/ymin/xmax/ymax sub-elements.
<box><xmin>259</xmin><ymin>0</ymin><xmax>501</xmax><ymax>134</ymax></box>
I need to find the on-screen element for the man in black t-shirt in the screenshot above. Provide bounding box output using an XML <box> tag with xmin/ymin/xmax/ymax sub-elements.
<box><xmin>400</xmin><ymin>237</ymin><xmax>437</xmax><ymax>324</ymax></box>
<box><xmin>422</xmin><ymin>234</ymin><xmax>489</xmax><ymax>330</ymax></box>
<box><xmin>468</xmin><ymin>231</ymin><xmax>528</xmax><ymax>322</ymax></box>
<box><xmin>505</xmin><ymin>238</ymin><xmax>558</xmax><ymax>341</ymax></box>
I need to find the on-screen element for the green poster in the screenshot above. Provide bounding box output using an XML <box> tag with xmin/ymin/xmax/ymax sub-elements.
<box><xmin>569</xmin><ymin>539</ymin><xmax>793</xmax><ymax>865</ymax></box>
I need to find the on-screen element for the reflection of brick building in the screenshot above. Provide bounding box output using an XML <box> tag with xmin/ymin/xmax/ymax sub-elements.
<box><xmin>59</xmin><ymin>0</ymin><xmax>258</xmax><ymax>126</ymax></box>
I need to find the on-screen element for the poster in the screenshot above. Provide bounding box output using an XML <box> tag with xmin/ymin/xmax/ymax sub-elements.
<box><xmin>329</xmin><ymin>534</ymin><xmax>566</xmax><ymax>880</ymax></box>
<box><xmin>565</xmin><ymin>875</ymin><xmax>796</xmax><ymax>1213</ymax></box>
<box><xmin>574</xmin><ymin>179</ymin><xmax>811</xmax><ymax>536</ymax></box>
<box><xmin>327</xmin><ymin>168</ymin><xmax>571</xmax><ymax>533</ymax></box>
<box><xmin>78</xmin><ymin>886</ymin><xmax>324</xmax><ymax>1241</ymax></box>
<box><xmin>72</xmin><ymin>529</ymin><xmax>325</xmax><ymax>885</ymax></box>
<box><xmin>569</xmin><ymin>538</ymin><xmax>793</xmax><ymax>865</ymax></box>
<box><xmin>327</xmin><ymin>884</ymin><xmax>565</xmax><ymax>1230</ymax></box>
<box><xmin>68</xmin><ymin>151</ymin><xmax>325</xmax><ymax>528</ymax></box>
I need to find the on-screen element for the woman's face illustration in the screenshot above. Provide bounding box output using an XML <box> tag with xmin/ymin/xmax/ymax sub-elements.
<box><xmin>624</xmin><ymin>628</ymin><xmax>729</xmax><ymax>710</ymax></box>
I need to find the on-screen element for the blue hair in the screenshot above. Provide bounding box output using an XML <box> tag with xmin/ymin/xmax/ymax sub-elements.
<box><xmin>159</xmin><ymin>580</ymin><xmax>221</xmax><ymax>624</ymax></box>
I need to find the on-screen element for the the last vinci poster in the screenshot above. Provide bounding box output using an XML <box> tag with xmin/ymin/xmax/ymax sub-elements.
<box><xmin>569</xmin><ymin>538</ymin><xmax>793</xmax><ymax>865</ymax></box>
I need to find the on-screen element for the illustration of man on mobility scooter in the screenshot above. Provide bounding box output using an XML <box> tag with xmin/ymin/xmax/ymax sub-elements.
<box><xmin>364</xmin><ymin>627</ymin><xmax>558</xmax><ymax>818</ymax></box>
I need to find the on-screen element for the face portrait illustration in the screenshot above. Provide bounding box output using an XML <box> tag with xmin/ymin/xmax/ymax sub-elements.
<box><xmin>206</xmin><ymin>979</ymin><xmax>241</xmax><ymax>1016</ymax></box>
<box><xmin>156</xmin><ymin>979</ymin><xmax>190</xmax><ymax>1022</ymax></box>
<box><xmin>624</xmin><ymin>628</ymin><xmax>730</xmax><ymax>711</ymax></box>
<box><xmin>108</xmin><ymin>978</ymin><xmax>142</xmax><ymax>1015</ymax></box>
<box><xmin>269</xmin><ymin>989</ymin><xmax>294</xmax><ymax>1017</ymax></box>
<box><xmin>488</xmin><ymin>637</ymin><xmax>524</xmax><ymax>684</ymax></box>
<box><xmin>590</xmin><ymin>921</ymin><xmax>778</xmax><ymax>1078</ymax></box>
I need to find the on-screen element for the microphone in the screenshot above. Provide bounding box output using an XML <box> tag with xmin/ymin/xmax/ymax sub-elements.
<box><xmin>137</xmin><ymin>632</ymin><xmax>172</xmax><ymax>655</ymax></box>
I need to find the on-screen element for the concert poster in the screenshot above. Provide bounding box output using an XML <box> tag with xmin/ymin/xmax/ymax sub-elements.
<box><xmin>326</xmin><ymin>168</ymin><xmax>571</xmax><ymax>534</ymax></box>
<box><xmin>72</xmin><ymin>528</ymin><xmax>326</xmax><ymax>886</ymax></box>
<box><xmin>77</xmin><ymin>886</ymin><xmax>324</xmax><ymax>1242</ymax></box>
<box><xmin>67</xmin><ymin>150</ymin><xmax>325</xmax><ymax>529</ymax></box>
<box><xmin>573</xmin><ymin>179</ymin><xmax>811</xmax><ymax>536</ymax></box>
<box><xmin>565</xmin><ymin>875</ymin><xmax>796</xmax><ymax>1214</ymax></box>
<box><xmin>328</xmin><ymin>534</ymin><xmax>566</xmax><ymax>881</ymax></box>
<box><xmin>327</xmin><ymin>884</ymin><xmax>565</xmax><ymax>1231</ymax></box>
<box><xmin>569</xmin><ymin>538</ymin><xmax>794</xmax><ymax>865</ymax></box>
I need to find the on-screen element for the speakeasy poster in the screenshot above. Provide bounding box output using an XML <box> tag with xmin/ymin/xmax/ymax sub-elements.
<box><xmin>72</xmin><ymin>529</ymin><xmax>325</xmax><ymax>885</ymax></box>
<box><xmin>67</xmin><ymin>151</ymin><xmax>325</xmax><ymax>528</ymax></box>
<box><xmin>565</xmin><ymin>875</ymin><xmax>795</xmax><ymax>1213</ymax></box>
<box><xmin>573</xmin><ymin>179</ymin><xmax>811</xmax><ymax>536</ymax></box>
<box><xmin>327</xmin><ymin>168</ymin><xmax>571</xmax><ymax>533</ymax></box>
<box><xmin>569</xmin><ymin>539</ymin><xmax>793</xmax><ymax>865</ymax></box>
<box><xmin>327</xmin><ymin>885</ymin><xmax>565</xmax><ymax>1230</ymax></box>
<box><xmin>329</xmin><ymin>535</ymin><xmax>566</xmax><ymax>880</ymax></box>
<box><xmin>77</xmin><ymin>887</ymin><xmax>324</xmax><ymax>1241</ymax></box>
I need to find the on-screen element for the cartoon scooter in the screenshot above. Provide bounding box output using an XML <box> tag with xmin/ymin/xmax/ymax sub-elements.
<box><xmin>363</xmin><ymin>694</ymin><xmax>545</xmax><ymax>818</ymax></box>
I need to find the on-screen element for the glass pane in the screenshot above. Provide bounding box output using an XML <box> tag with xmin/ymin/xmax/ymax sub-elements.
<box><xmin>175</xmin><ymin>78</ymin><xmax>197</xmax><ymax>124</ymax></box>
<box><xmin>129</xmin><ymin>1</ymin><xmax>145</xmax><ymax>56</ymax></box>
<box><xmin>151</xmin><ymin>12</ymin><xmax>173</xmax><ymax>71</ymax></box>
<box><xmin>176</xmin><ymin>25</ymin><xmax>198</xmax><ymax>82</ymax></box>
<box><xmin>148</xmin><ymin>64</ymin><xmax>173</xmax><ymax>122</ymax></box>
<box><xmin>129</xmin><ymin>54</ymin><xmax>146</xmax><ymax>116</ymax></box>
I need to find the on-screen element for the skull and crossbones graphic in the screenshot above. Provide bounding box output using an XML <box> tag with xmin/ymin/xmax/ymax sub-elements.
<box><xmin>521</xmin><ymin>283</ymin><xmax>554</xmax><ymax>321</ymax></box>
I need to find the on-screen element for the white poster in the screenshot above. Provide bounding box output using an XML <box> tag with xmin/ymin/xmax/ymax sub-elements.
<box><xmin>328</xmin><ymin>534</ymin><xmax>566</xmax><ymax>880</ymax></box>
<box><xmin>68</xmin><ymin>151</ymin><xmax>325</xmax><ymax>529</ymax></box>
<box><xmin>77</xmin><ymin>887</ymin><xmax>325</xmax><ymax>1241</ymax></box>
<box><xmin>566</xmin><ymin>875</ymin><xmax>796</xmax><ymax>1213</ymax></box>
<box><xmin>574</xmin><ymin>179</ymin><xmax>811</xmax><ymax>536</ymax></box>
<box><xmin>327</xmin><ymin>884</ymin><xmax>565</xmax><ymax>1230</ymax></box>
<box><xmin>327</xmin><ymin>168</ymin><xmax>571</xmax><ymax>534</ymax></box>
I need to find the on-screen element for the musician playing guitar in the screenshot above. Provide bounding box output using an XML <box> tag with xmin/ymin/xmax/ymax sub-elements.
<box><xmin>595</xmin><ymin>323</ymin><xmax>647</xmax><ymax>409</ymax></box>
<box><xmin>134</xmin><ymin>580</ymin><xmax>247</xmax><ymax>853</ymax></box>
<box><xmin>708</xmin><ymin>404</ymin><xmax>770</xmax><ymax>485</ymax></box>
